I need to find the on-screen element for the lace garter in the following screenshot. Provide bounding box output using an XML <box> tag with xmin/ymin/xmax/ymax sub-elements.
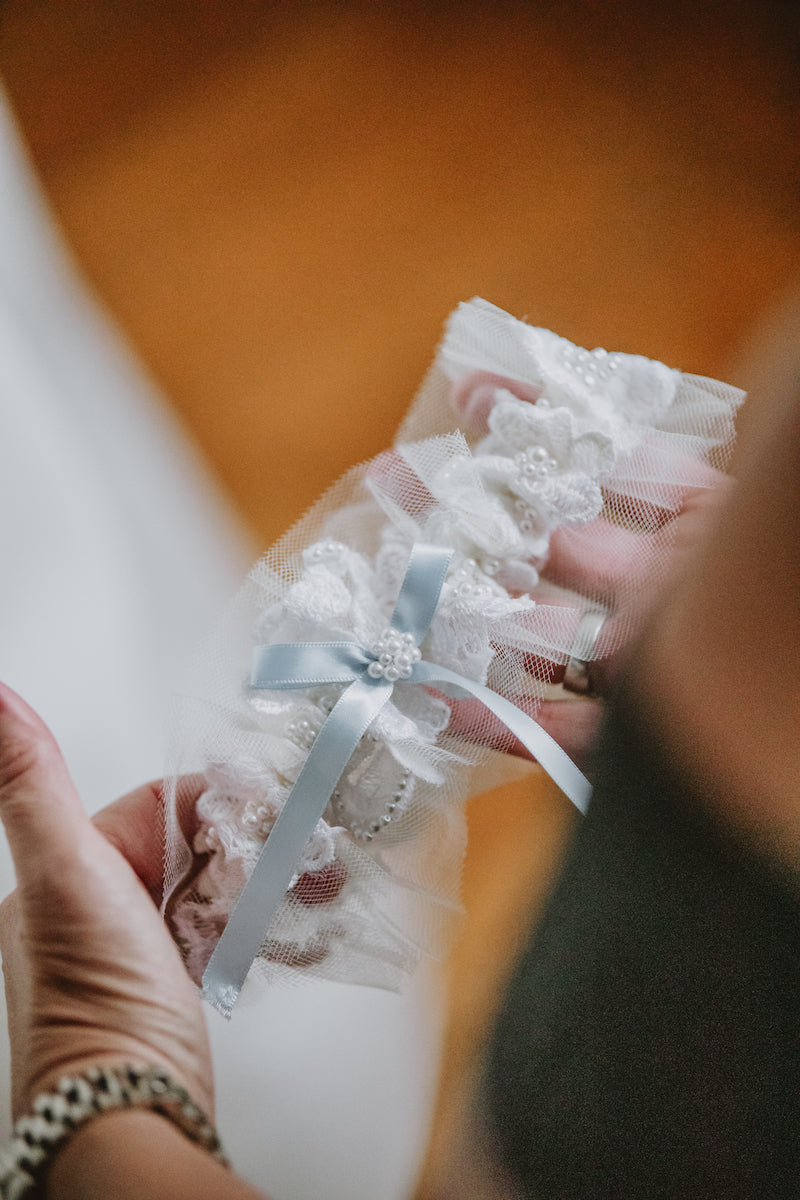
<box><xmin>162</xmin><ymin>297</ymin><xmax>744</xmax><ymax>1015</ymax></box>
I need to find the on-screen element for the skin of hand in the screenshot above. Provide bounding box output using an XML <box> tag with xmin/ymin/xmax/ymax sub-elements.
<box><xmin>47</xmin><ymin>1110</ymin><xmax>269</xmax><ymax>1200</ymax></box>
<box><xmin>0</xmin><ymin>682</ymin><xmax>214</xmax><ymax>1122</ymax></box>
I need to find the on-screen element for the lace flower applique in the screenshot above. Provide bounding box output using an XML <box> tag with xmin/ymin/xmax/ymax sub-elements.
<box><xmin>477</xmin><ymin>393</ymin><xmax>616</xmax><ymax>538</ymax></box>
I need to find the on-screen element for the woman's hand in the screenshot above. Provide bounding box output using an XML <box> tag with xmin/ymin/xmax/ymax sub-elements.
<box><xmin>0</xmin><ymin>682</ymin><xmax>213</xmax><ymax>1121</ymax></box>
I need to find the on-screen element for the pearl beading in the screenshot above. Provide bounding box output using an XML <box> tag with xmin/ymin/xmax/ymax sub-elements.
<box><xmin>283</xmin><ymin>694</ymin><xmax>336</xmax><ymax>753</ymax></box>
<box><xmin>514</xmin><ymin>497</ymin><xmax>538</xmax><ymax>533</ymax></box>
<box><xmin>510</xmin><ymin>444</ymin><xmax>561</xmax><ymax>534</ymax></box>
<box><xmin>366</xmin><ymin>628</ymin><xmax>422</xmax><ymax>682</ymax></box>
<box><xmin>514</xmin><ymin>444</ymin><xmax>559</xmax><ymax>483</ymax></box>
<box><xmin>450</xmin><ymin>560</ymin><xmax>497</xmax><ymax>598</ymax></box>
<box><xmin>331</xmin><ymin>766</ymin><xmax>412</xmax><ymax>843</ymax></box>
<box><xmin>555</xmin><ymin>343</ymin><xmax>622</xmax><ymax>388</ymax></box>
<box><xmin>241</xmin><ymin>801</ymin><xmax>276</xmax><ymax>839</ymax></box>
<box><xmin>286</xmin><ymin>714</ymin><xmax>322</xmax><ymax>749</ymax></box>
<box><xmin>304</xmin><ymin>538</ymin><xmax>348</xmax><ymax>567</ymax></box>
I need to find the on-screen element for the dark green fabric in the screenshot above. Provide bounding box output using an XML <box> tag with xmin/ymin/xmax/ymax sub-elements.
<box><xmin>484</xmin><ymin>700</ymin><xmax>800</xmax><ymax>1199</ymax></box>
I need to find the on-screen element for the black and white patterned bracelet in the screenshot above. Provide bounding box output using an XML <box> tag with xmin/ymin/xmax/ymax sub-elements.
<box><xmin>0</xmin><ymin>1063</ymin><xmax>227</xmax><ymax>1199</ymax></box>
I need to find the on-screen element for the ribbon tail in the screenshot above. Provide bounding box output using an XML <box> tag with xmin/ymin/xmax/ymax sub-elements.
<box><xmin>412</xmin><ymin>661</ymin><xmax>593</xmax><ymax>814</ymax></box>
<box><xmin>202</xmin><ymin>676</ymin><xmax>392</xmax><ymax>1017</ymax></box>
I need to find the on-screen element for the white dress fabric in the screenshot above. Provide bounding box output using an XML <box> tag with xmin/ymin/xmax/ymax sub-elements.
<box><xmin>0</xmin><ymin>89</ymin><xmax>442</xmax><ymax>1199</ymax></box>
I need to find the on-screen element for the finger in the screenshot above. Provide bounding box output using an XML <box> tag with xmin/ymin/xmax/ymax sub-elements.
<box><xmin>446</xmin><ymin>692</ymin><xmax>603</xmax><ymax>769</ymax></box>
<box><xmin>449</xmin><ymin>369</ymin><xmax>542</xmax><ymax>432</ymax></box>
<box><xmin>92</xmin><ymin>775</ymin><xmax>205</xmax><ymax>899</ymax></box>
<box><xmin>600</xmin><ymin>451</ymin><xmax>729</xmax><ymax>535</ymax></box>
<box><xmin>366</xmin><ymin>447</ymin><xmax>437</xmax><ymax>513</ymax></box>
<box><xmin>534</xmin><ymin>699</ymin><xmax>604</xmax><ymax>766</ymax></box>
<box><xmin>545</xmin><ymin>519</ymin><xmax>652</xmax><ymax>603</ymax></box>
<box><xmin>545</xmin><ymin>481</ymin><xmax>731</xmax><ymax>605</ymax></box>
<box><xmin>490</xmin><ymin>609</ymin><xmax>623</xmax><ymax>697</ymax></box>
<box><xmin>92</xmin><ymin>785</ymin><xmax>162</xmax><ymax>894</ymax></box>
<box><xmin>0</xmin><ymin>683</ymin><xmax>88</xmax><ymax>883</ymax></box>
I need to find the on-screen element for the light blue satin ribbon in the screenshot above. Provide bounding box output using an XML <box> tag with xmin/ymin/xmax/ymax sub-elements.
<box><xmin>202</xmin><ymin>543</ymin><xmax>592</xmax><ymax>1015</ymax></box>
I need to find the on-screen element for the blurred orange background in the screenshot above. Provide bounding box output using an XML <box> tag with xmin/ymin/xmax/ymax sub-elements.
<box><xmin>2</xmin><ymin>2</ymin><xmax>797</xmax><ymax>1191</ymax></box>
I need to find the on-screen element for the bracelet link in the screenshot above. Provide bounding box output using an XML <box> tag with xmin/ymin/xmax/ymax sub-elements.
<box><xmin>0</xmin><ymin>1064</ymin><xmax>227</xmax><ymax>1198</ymax></box>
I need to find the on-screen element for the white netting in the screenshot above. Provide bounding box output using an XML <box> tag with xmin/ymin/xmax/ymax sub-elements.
<box><xmin>162</xmin><ymin>297</ymin><xmax>744</xmax><ymax>997</ymax></box>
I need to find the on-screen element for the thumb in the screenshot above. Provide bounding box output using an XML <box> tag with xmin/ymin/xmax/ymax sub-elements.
<box><xmin>0</xmin><ymin>682</ymin><xmax>87</xmax><ymax>890</ymax></box>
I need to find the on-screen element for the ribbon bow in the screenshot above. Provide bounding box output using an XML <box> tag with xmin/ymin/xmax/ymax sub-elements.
<box><xmin>203</xmin><ymin>543</ymin><xmax>591</xmax><ymax>1015</ymax></box>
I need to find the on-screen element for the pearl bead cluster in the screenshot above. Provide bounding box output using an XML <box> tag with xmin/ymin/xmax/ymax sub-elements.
<box><xmin>450</xmin><ymin>559</ymin><xmax>496</xmax><ymax>599</ymax></box>
<box><xmin>304</xmin><ymin>538</ymin><xmax>347</xmax><ymax>568</ymax></box>
<box><xmin>285</xmin><ymin>693</ymin><xmax>336</xmax><ymax>750</ymax></box>
<box><xmin>285</xmin><ymin>714</ymin><xmax>322</xmax><ymax>749</ymax></box>
<box><xmin>514</xmin><ymin>497</ymin><xmax>540</xmax><ymax>534</ymax></box>
<box><xmin>332</xmin><ymin>767</ymin><xmax>412</xmax><ymax>843</ymax></box>
<box><xmin>512</xmin><ymin>444</ymin><xmax>561</xmax><ymax>532</ymax></box>
<box><xmin>366</xmin><ymin>628</ymin><xmax>421</xmax><ymax>682</ymax></box>
<box><xmin>556</xmin><ymin>343</ymin><xmax>622</xmax><ymax>389</ymax></box>
<box><xmin>241</xmin><ymin>800</ymin><xmax>276</xmax><ymax>839</ymax></box>
<box><xmin>515</xmin><ymin>444</ymin><xmax>559</xmax><ymax>483</ymax></box>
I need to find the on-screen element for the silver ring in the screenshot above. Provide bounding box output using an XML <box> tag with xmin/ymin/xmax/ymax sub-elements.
<box><xmin>563</xmin><ymin>610</ymin><xmax>607</xmax><ymax>697</ymax></box>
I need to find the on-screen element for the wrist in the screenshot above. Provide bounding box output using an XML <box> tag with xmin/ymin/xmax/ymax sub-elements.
<box><xmin>0</xmin><ymin>1064</ymin><xmax>226</xmax><ymax>1200</ymax></box>
<box><xmin>46</xmin><ymin>1110</ymin><xmax>239</xmax><ymax>1200</ymax></box>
